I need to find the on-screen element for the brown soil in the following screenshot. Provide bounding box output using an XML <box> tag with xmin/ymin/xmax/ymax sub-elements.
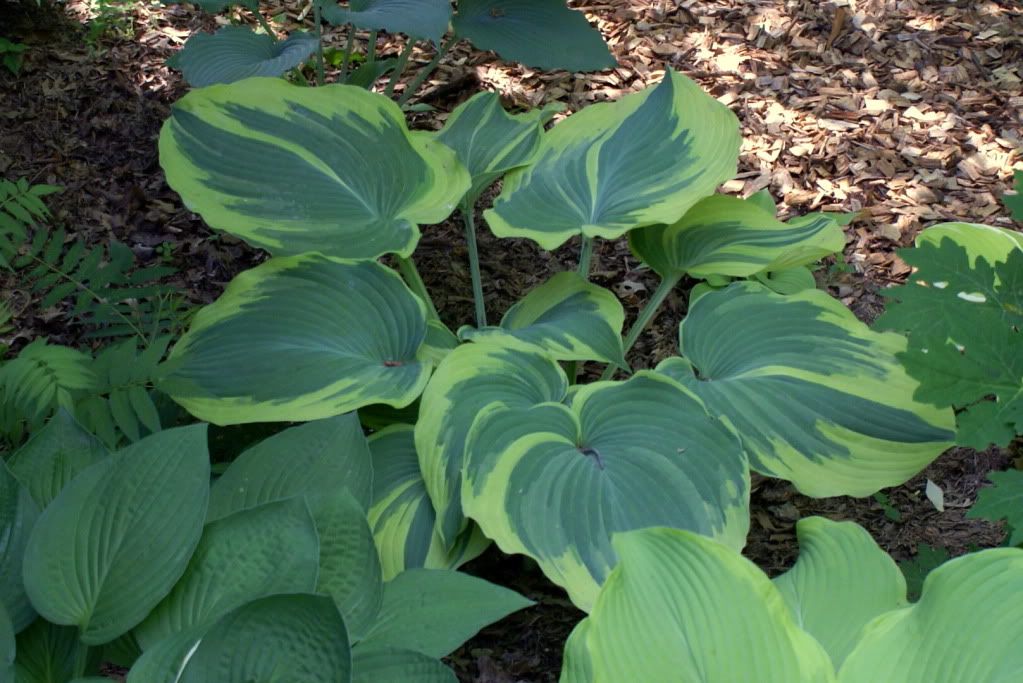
<box><xmin>2</xmin><ymin>0</ymin><xmax>1020</xmax><ymax>681</ymax></box>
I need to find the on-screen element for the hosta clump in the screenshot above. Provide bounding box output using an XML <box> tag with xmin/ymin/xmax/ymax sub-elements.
<box><xmin>0</xmin><ymin>416</ymin><xmax>530</xmax><ymax>681</ymax></box>
<box><xmin>875</xmin><ymin>222</ymin><xmax>1023</xmax><ymax>448</ymax></box>
<box><xmin>562</xmin><ymin>517</ymin><xmax>1023</xmax><ymax>682</ymax></box>
<box><xmin>151</xmin><ymin>68</ymin><xmax>960</xmax><ymax>618</ymax></box>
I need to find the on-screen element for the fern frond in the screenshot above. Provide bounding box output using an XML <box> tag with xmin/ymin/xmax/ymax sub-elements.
<box><xmin>0</xmin><ymin>177</ymin><xmax>61</xmax><ymax>268</ymax></box>
<box><xmin>0</xmin><ymin>339</ymin><xmax>96</xmax><ymax>425</ymax></box>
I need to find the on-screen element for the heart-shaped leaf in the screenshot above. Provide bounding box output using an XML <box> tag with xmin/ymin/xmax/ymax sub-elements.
<box><xmin>773</xmin><ymin>517</ymin><xmax>907</xmax><ymax>668</ymax></box>
<box><xmin>914</xmin><ymin>221</ymin><xmax>1023</xmax><ymax>266</ymax></box>
<box><xmin>458</xmin><ymin>272</ymin><xmax>627</xmax><ymax>367</ymax></box>
<box><xmin>159</xmin><ymin>77</ymin><xmax>468</xmax><ymax>259</ymax></box>
<box><xmin>352</xmin><ymin>646</ymin><xmax>456</xmax><ymax>683</ymax></box>
<box><xmin>434</xmin><ymin>91</ymin><xmax>555</xmax><ymax>205</ymax></box>
<box><xmin>319</xmin><ymin>0</ymin><xmax>452</xmax><ymax>43</ymax></box>
<box><xmin>168</xmin><ymin>27</ymin><xmax>319</xmax><ymax>88</ymax></box>
<box><xmin>359</xmin><ymin>569</ymin><xmax>532</xmax><ymax>657</ymax></box>
<box><xmin>660</xmin><ymin>282</ymin><xmax>955</xmax><ymax>497</ymax></box>
<box><xmin>7</xmin><ymin>409</ymin><xmax>109</xmax><ymax>509</ymax></box>
<box><xmin>837</xmin><ymin>548</ymin><xmax>1023</xmax><ymax>682</ymax></box>
<box><xmin>206</xmin><ymin>413</ymin><xmax>373</xmax><ymax>520</ymax></box>
<box><xmin>463</xmin><ymin>372</ymin><xmax>749</xmax><ymax>611</ymax></box>
<box><xmin>368</xmin><ymin>425</ymin><xmax>489</xmax><ymax>581</ymax></box>
<box><xmin>307</xmin><ymin>489</ymin><xmax>383</xmax><ymax>641</ymax></box>
<box><xmin>12</xmin><ymin>620</ymin><xmax>81</xmax><ymax>683</ymax></box>
<box><xmin>0</xmin><ymin>463</ymin><xmax>39</xmax><ymax>632</ymax></box>
<box><xmin>163</xmin><ymin>256</ymin><xmax>432</xmax><ymax>425</ymax></box>
<box><xmin>561</xmin><ymin>527</ymin><xmax>837</xmax><ymax>682</ymax></box>
<box><xmin>415</xmin><ymin>342</ymin><xmax>567</xmax><ymax>547</ymax></box>
<box><xmin>22</xmin><ymin>425</ymin><xmax>210</xmax><ymax>645</ymax></box>
<box><xmin>148</xmin><ymin>594</ymin><xmax>352</xmax><ymax>683</ymax></box>
<box><xmin>629</xmin><ymin>194</ymin><xmax>845</xmax><ymax>280</ymax></box>
<box><xmin>453</xmin><ymin>0</ymin><xmax>615</xmax><ymax>71</ymax></box>
<box><xmin>133</xmin><ymin>498</ymin><xmax>321</xmax><ymax>650</ymax></box>
<box><xmin>484</xmin><ymin>70</ymin><xmax>740</xmax><ymax>250</ymax></box>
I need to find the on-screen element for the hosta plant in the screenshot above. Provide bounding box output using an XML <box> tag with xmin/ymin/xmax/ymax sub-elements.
<box><xmin>152</xmin><ymin>68</ymin><xmax>957</xmax><ymax>614</ymax></box>
<box><xmin>0</xmin><ymin>416</ymin><xmax>530</xmax><ymax>681</ymax></box>
<box><xmin>169</xmin><ymin>0</ymin><xmax>615</xmax><ymax>95</ymax></box>
<box><xmin>562</xmin><ymin>517</ymin><xmax>1023</xmax><ymax>682</ymax></box>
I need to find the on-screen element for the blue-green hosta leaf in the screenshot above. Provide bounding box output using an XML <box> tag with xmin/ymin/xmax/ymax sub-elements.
<box><xmin>360</xmin><ymin>569</ymin><xmax>533</xmax><ymax>657</ymax></box>
<box><xmin>368</xmin><ymin>425</ymin><xmax>489</xmax><ymax>581</ymax></box>
<box><xmin>773</xmin><ymin>517</ymin><xmax>907</xmax><ymax>668</ymax></box>
<box><xmin>837</xmin><ymin>548</ymin><xmax>1023</xmax><ymax>682</ymax></box>
<box><xmin>352</xmin><ymin>646</ymin><xmax>456</xmax><ymax>683</ymax></box>
<box><xmin>319</xmin><ymin>0</ymin><xmax>452</xmax><ymax>43</ymax></box>
<box><xmin>435</xmin><ymin>91</ymin><xmax>557</xmax><ymax>204</ymax></box>
<box><xmin>159</xmin><ymin>77</ymin><xmax>468</xmax><ymax>259</ymax></box>
<box><xmin>453</xmin><ymin>0</ymin><xmax>615</xmax><ymax>72</ymax></box>
<box><xmin>462</xmin><ymin>372</ymin><xmax>749</xmax><ymax>611</ymax></box>
<box><xmin>168</xmin><ymin>27</ymin><xmax>319</xmax><ymax>88</ymax></box>
<box><xmin>419</xmin><ymin>319</ymin><xmax>460</xmax><ymax>367</ymax></box>
<box><xmin>415</xmin><ymin>342</ymin><xmax>568</xmax><ymax>547</ymax></box>
<box><xmin>22</xmin><ymin>425</ymin><xmax>210</xmax><ymax>645</ymax></box>
<box><xmin>662</xmin><ymin>282</ymin><xmax>955</xmax><ymax>498</ymax></box>
<box><xmin>0</xmin><ymin>605</ymin><xmax>13</xmax><ymax>681</ymax></box>
<box><xmin>966</xmin><ymin>469</ymin><xmax>1023</xmax><ymax>546</ymax></box>
<box><xmin>154</xmin><ymin>594</ymin><xmax>352</xmax><ymax>683</ymax></box>
<box><xmin>915</xmin><ymin>221</ymin><xmax>1023</xmax><ymax>267</ymax></box>
<box><xmin>0</xmin><ymin>463</ymin><xmax>38</xmax><ymax>632</ymax></box>
<box><xmin>458</xmin><ymin>272</ymin><xmax>626</xmax><ymax>367</ymax></box>
<box><xmin>206</xmin><ymin>413</ymin><xmax>373</xmax><ymax>520</ymax></box>
<box><xmin>13</xmin><ymin>620</ymin><xmax>81</xmax><ymax>683</ymax></box>
<box><xmin>561</xmin><ymin>527</ymin><xmax>837</xmax><ymax>682</ymax></box>
<box><xmin>307</xmin><ymin>489</ymin><xmax>383</xmax><ymax>641</ymax></box>
<box><xmin>7</xmin><ymin>409</ymin><xmax>109</xmax><ymax>509</ymax></box>
<box><xmin>133</xmin><ymin>498</ymin><xmax>321</xmax><ymax>650</ymax></box>
<box><xmin>484</xmin><ymin>70</ymin><xmax>740</xmax><ymax>250</ymax></box>
<box><xmin>164</xmin><ymin>256</ymin><xmax>432</xmax><ymax>425</ymax></box>
<box><xmin>875</xmin><ymin>239</ymin><xmax>1023</xmax><ymax>448</ymax></box>
<box><xmin>629</xmin><ymin>194</ymin><xmax>845</xmax><ymax>280</ymax></box>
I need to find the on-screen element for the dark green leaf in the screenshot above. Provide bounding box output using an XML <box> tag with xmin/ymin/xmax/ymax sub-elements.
<box><xmin>967</xmin><ymin>469</ymin><xmax>1023</xmax><ymax>546</ymax></box>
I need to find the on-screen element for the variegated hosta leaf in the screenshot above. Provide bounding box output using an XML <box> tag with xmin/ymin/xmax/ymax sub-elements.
<box><xmin>434</xmin><ymin>91</ymin><xmax>556</xmax><ymax>205</ymax></box>
<box><xmin>415</xmin><ymin>342</ymin><xmax>568</xmax><ymax>548</ymax></box>
<box><xmin>458</xmin><ymin>272</ymin><xmax>626</xmax><ymax>368</ymax></box>
<box><xmin>484</xmin><ymin>69</ymin><xmax>740</xmax><ymax>250</ymax></box>
<box><xmin>660</xmin><ymin>282</ymin><xmax>955</xmax><ymax>498</ymax></box>
<box><xmin>463</xmin><ymin>372</ymin><xmax>749</xmax><ymax>611</ymax></box>
<box><xmin>163</xmin><ymin>256</ymin><xmax>431</xmax><ymax>425</ymax></box>
<box><xmin>167</xmin><ymin>27</ymin><xmax>319</xmax><ymax>88</ymax></box>
<box><xmin>561</xmin><ymin>527</ymin><xmax>837</xmax><ymax>682</ymax></box>
<box><xmin>773</xmin><ymin>517</ymin><xmax>907</xmax><ymax>668</ymax></box>
<box><xmin>319</xmin><ymin>0</ymin><xmax>452</xmax><ymax>44</ymax></box>
<box><xmin>915</xmin><ymin>221</ymin><xmax>1023</xmax><ymax>266</ymax></box>
<box><xmin>368</xmin><ymin>425</ymin><xmax>489</xmax><ymax>581</ymax></box>
<box><xmin>159</xmin><ymin>77</ymin><xmax>468</xmax><ymax>259</ymax></box>
<box><xmin>838</xmin><ymin>548</ymin><xmax>1023</xmax><ymax>682</ymax></box>
<box><xmin>629</xmin><ymin>194</ymin><xmax>845</xmax><ymax>280</ymax></box>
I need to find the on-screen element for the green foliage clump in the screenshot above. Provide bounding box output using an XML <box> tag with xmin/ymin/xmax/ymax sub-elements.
<box><xmin>0</xmin><ymin>37</ymin><xmax>27</xmax><ymax>74</ymax></box>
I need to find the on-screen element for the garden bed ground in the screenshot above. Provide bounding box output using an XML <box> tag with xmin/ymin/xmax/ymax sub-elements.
<box><xmin>1</xmin><ymin>0</ymin><xmax>1021</xmax><ymax>680</ymax></box>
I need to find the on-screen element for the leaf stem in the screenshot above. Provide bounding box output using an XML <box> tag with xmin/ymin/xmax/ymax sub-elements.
<box><xmin>338</xmin><ymin>23</ymin><xmax>355</xmax><ymax>81</ymax></box>
<box><xmin>397</xmin><ymin>255</ymin><xmax>440</xmax><ymax>321</ymax></box>
<box><xmin>397</xmin><ymin>36</ymin><xmax>455</xmax><ymax>107</ymax></box>
<box><xmin>578</xmin><ymin>236</ymin><xmax>594</xmax><ymax>279</ymax></box>
<box><xmin>599</xmin><ymin>274</ymin><xmax>681</xmax><ymax>381</ymax></box>
<box><xmin>252</xmin><ymin>10</ymin><xmax>277</xmax><ymax>42</ymax></box>
<box><xmin>384</xmin><ymin>39</ymin><xmax>416</xmax><ymax>98</ymax></box>
<box><xmin>462</xmin><ymin>204</ymin><xmax>487</xmax><ymax>328</ymax></box>
<box><xmin>366</xmin><ymin>30</ymin><xmax>378</xmax><ymax>62</ymax></box>
<box><xmin>73</xmin><ymin>636</ymin><xmax>89</xmax><ymax>677</ymax></box>
<box><xmin>313</xmin><ymin>3</ymin><xmax>325</xmax><ymax>85</ymax></box>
